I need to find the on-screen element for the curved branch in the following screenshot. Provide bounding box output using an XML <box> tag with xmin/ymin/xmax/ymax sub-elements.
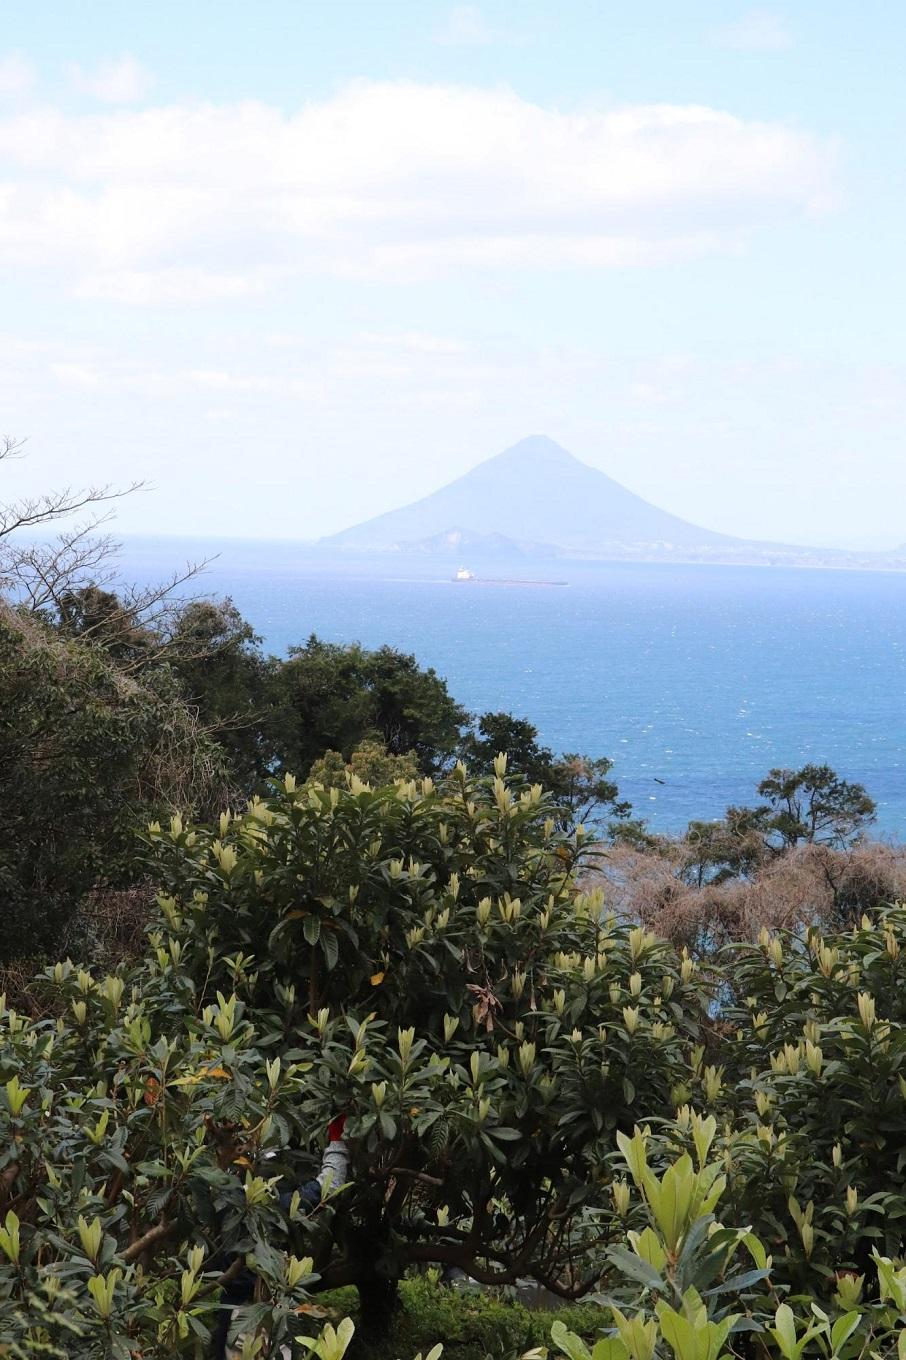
<box><xmin>121</xmin><ymin>1218</ymin><xmax>174</xmax><ymax>1262</ymax></box>
<box><xmin>0</xmin><ymin>482</ymin><xmax>144</xmax><ymax>541</ymax></box>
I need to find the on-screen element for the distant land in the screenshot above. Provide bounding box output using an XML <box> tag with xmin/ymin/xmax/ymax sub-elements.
<box><xmin>321</xmin><ymin>435</ymin><xmax>906</xmax><ymax>571</ymax></box>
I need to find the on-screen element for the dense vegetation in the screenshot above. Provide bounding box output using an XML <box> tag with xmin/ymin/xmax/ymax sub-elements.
<box><xmin>5</xmin><ymin>769</ymin><xmax>906</xmax><ymax>1356</ymax></box>
<box><xmin>0</xmin><ymin>603</ymin><xmax>228</xmax><ymax>955</ymax></box>
<box><xmin>5</xmin><ymin>457</ymin><xmax>906</xmax><ymax>1358</ymax></box>
<box><xmin>4</xmin><ymin>558</ymin><xmax>895</xmax><ymax>966</ymax></box>
<box><xmin>0</xmin><ymin>563</ymin><xmax>637</xmax><ymax>961</ymax></box>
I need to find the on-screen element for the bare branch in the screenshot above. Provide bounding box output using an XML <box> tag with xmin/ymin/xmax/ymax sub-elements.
<box><xmin>1</xmin><ymin>521</ymin><xmax>216</xmax><ymax>670</ymax></box>
<box><xmin>0</xmin><ymin>481</ymin><xmax>144</xmax><ymax>540</ymax></box>
<box><xmin>0</xmin><ymin>434</ymin><xmax>28</xmax><ymax>464</ymax></box>
<box><xmin>0</xmin><ymin>439</ymin><xmax>239</xmax><ymax>691</ymax></box>
<box><xmin>0</xmin><ymin>517</ymin><xmax>120</xmax><ymax>610</ymax></box>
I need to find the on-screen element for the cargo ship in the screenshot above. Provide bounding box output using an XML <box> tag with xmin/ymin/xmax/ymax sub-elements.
<box><xmin>451</xmin><ymin>565</ymin><xmax>567</xmax><ymax>587</ymax></box>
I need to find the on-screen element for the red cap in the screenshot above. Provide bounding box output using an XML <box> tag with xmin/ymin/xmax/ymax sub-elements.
<box><xmin>328</xmin><ymin>1113</ymin><xmax>347</xmax><ymax>1141</ymax></box>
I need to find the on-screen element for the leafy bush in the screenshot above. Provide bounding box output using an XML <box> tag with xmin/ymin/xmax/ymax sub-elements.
<box><xmin>0</xmin><ymin>605</ymin><xmax>228</xmax><ymax>958</ymax></box>
<box><xmin>307</xmin><ymin>740</ymin><xmax>419</xmax><ymax>791</ymax></box>
<box><xmin>0</xmin><ymin>945</ymin><xmax>329</xmax><ymax>1356</ymax></box>
<box><xmin>0</xmin><ymin>763</ymin><xmax>705</xmax><ymax>1353</ymax></box>
<box><xmin>321</xmin><ymin>1278</ymin><xmax>602</xmax><ymax>1360</ymax></box>
<box><xmin>7</xmin><ymin>759</ymin><xmax>906</xmax><ymax>1357</ymax></box>
<box><xmin>550</xmin><ymin>1122</ymin><xmax>906</xmax><ymax>1360</ymax></box>
<box><xmin>715</xmin><ymin>907</ymin><xmax>906</xmax><ymax>1287</ymax></box>
<box><xmin>144</xmin><ymin>764</ymin><xmax>705</xmax><ymax>1319</ymax></box>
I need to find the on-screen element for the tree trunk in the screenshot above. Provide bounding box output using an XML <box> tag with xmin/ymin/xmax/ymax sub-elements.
<box><xmin>355</xmin><ymin>1273</ymin><xmax>400</xmax><ymax>1341</ymax></box>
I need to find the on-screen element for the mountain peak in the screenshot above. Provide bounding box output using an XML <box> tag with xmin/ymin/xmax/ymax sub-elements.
<box><xmin>489</xmin><ymin>435</ymin><xmax>582</xmax><ymax>469</ymax></box>
<box><xmin>322</xmin><ymin>435</ymin><xmax>734</xmax><ymax>554</ymax></box>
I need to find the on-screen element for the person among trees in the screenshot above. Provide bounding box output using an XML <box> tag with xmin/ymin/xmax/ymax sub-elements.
<box><xmin>213</xmin><ymin>1116</ymin><xmax>349</xmax><ymax>1360</ymax></box>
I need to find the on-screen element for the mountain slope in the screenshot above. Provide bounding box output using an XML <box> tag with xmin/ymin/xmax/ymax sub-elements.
<box><xmin>322</xmin><ymin>435</ymin><xmax>735</xmax><ymax>554</ymax></box>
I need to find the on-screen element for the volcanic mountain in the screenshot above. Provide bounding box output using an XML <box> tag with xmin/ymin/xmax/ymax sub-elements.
<box><xmin>321</xmin><ymin>435</ymin><xmax>735</xmax><ymax>556</ymax></box>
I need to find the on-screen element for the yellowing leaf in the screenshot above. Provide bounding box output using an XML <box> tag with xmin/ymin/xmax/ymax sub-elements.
<box><xmin>370</xmin><ymin>972</ymin><xmax>385</xmax><ymax>986</ymax></box>
<box><xmin>171</xmin><ymin>1065</ymin><xmax>232</xmax><ymax>1087</ymax></box>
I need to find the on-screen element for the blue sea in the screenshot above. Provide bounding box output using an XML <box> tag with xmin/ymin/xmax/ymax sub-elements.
<box><xmin>118</xmin><ymin>539</ymin><xmax>906</xmax><ymax>839</ymax></box>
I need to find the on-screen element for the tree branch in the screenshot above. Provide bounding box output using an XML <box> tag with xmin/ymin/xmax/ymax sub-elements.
<box><xmin>121</xmin><ymin>1218</ymin><xmax>174</xmax><ymax>1262</ymax></box>
<box><xmin>0</xmin><ymin>482</ymin><xmax>144</xmax><ymax>541</ymax></box>
<box><xmin>383</xmin><ymin>1166</ymin><xmax>445</xmax><ymax>1189</ymax></box>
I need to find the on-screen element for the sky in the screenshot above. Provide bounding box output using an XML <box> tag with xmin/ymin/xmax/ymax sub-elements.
<box><xmin>0</xmin><ymin>1</ymin><xmax>904</xmax><ymax>548</ymax></box>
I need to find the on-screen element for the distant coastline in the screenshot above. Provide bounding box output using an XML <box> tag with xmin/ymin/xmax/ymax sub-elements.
<box><xmin>108</xmin><ymin>533</ymin><xmax>906</xmax><ymax>579</ymax></box>
<box><xmin>319</xmin><ymin>544</ymin><xmax>906</xmax><ymax>575</ymax></box>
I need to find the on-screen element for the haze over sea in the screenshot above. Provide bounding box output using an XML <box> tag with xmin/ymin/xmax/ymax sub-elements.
<box><xmin>121</xmin><ymin>538</ymin><xmax>906</xmax><ymax>839</ymax></box>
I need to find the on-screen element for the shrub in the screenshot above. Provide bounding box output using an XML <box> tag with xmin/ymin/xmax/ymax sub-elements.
<box><xmin>0</xmin><ymin>933</ymin><xmax>346</xmax><ymax>1357</ymax></box>
<box><xmin>307</xmin><ymin>740</ymin><xmax>419</xmax><ymax>791</ymax></box>
<box><xmin>6</xmin><ymin>762</ymin><xmax>906</xmax><ymax>1356</ymax></box>
<box><xmin>0</xmin><ymin>605</ymin><xmax>228</xmax><ymax>959</ymax></box>
<box><xmin>322</xmin><ymin>1278</ymin><xmax>602</xmax><ymax>1360</ymax></box>
<box><xmin>142</xmin><ymin>764</ymin><xmax>704</xmax><ymax>1323</ymax></box>
<box><xmin>550</xmin><ymin>1123</ymin><xmax>906</xmax><ymax>1360</ymax></box>
<box><xmin>714</xmin><ymin>906</ymin><xmax>906</xmax><ymax>1288</ymax></box>
<box><xmin>0</xmin><ymin>763</ymin><xmax>703</xmax><ymax>1352</ymax></box>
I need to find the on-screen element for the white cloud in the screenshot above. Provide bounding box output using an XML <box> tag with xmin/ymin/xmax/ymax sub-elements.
<box><xmin>0</xmin><ymin>80</ymin><xmax>833</xmax><ymax>302</ymax></box>
<box><xmin>358</xmin><ymin>331</ymin><xmax>469</xmax><ymax>354</ymax></box>
<box><xmin>74</xmin><ymin>267</ymin><xmax>273</xmax><ymax>306</ymax></box>
<box><xmin>435</xmin><ymin>6</ymin><xmax>495</xmax><ymax>46</ymax></box>
<box><xmin>68</xmin><ymin>55</ymin><xmax>154</xmax><ymax>103</ymax></box>
<box><xmin>0</xmin><ymin>53</ymin><xmax>35</xmax><ymax>97</ymax></box>
<box><xmin>714</xmin><ymin>9</ymin><xmax>793</xmax><ymax>51</ymax></box>
<box><xmin>49</xmin><ymin>361</ymin><xmax>102</xmax><ymax>387</ymax></box>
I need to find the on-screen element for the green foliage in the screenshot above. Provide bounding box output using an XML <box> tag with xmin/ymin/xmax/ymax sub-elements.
<box><xmin>682</xmin><ymin>806</ymin><xmax>769</xmax><ymax>887</ymax></box>
<box><xmin>269</xmin><ymin>636</ymin><xmax>469</xmax><ymax>777</ymax></box>
<box><xmin>323</xmin><ymin>1277</ymin><xmax>602</xmax><ymax>1360</ymax></box>
<box><xmin>0</xmin><ymin>941</ymin><xmax>340</xmax><ymax>1356</ymax></box>
<box><xmin>681</xmin><ymin>764</ymin><xmax>877</xmax><ymax>892</ymax></box>
<box><xmin>55</xmin><ymin>584</ymin><xmax>159</xmax><ymax>666</ymax></box>
<box><xmin>0</xmin><ymin>763</ymin><xmax>698</xmax><ymax>1353</ymax></box>
<box><xmin>55</xmin><ymin>591</ymin><xmax>272</xmax><ymax>791</ymax></box>
<box><xmin>4</xmin><ymin>745</ymin><xmax>906</xmax><ymax>1356</ymax></box>
<box><xmin>143</xmin><ymin>764</ymin><xmax>702</xmax><ymax>1307</ymax></box>
<box><xmin>459</xmin><ymin>712</ymin><xmax>629</xmax><ymax>831</ymax></box>
<box><xmin>307</xmin><ymin>739</ymin><xmax>420</xmax><ymax>790</ymax></box>
<box><xmin>0</xmin><ymin>606</ymin><xmax>227</xmax><ymax>959</ymax></box>
<box><xmin>756</xmin><ymin>764</ymin><xmax>876</xmax><ymax>851</ymax></box>
<box><xmin>166</xmin><ymin>597</ymin><xmax>272</xmax><ymax>789</ymax></box>
<box><xmin>550</xmin><ymin>1127</ymin><xmax>906</xmax><ymax>1360</ymax></box>
<box><xmin>713</xmin><ymin>907</ymin><xmax>906</xmax><ymax>1287</ymax></box>
<box><xmin>2</xmin><ymin>560</ymin><xmax>634</xmax><ymax>965</ymax></box>
<box><xmin>459</xmin><ymin>713</ymin><xmax>558</xmax><ymax>784</ymax></box>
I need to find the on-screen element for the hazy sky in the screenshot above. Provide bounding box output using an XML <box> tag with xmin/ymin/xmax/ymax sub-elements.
<box><xmin>1</xmin><ymin>2</ymin><xmax>904</xmax><ymax>547</ymax></box>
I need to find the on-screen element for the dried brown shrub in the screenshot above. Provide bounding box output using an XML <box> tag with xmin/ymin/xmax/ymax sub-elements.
<box><xmin>73</xmin><ymin>886</ymin><xmax>154</xmax><ymax>962</ymax></box>
<box><xmin>0</xmin><ymin>888</ymin><xmax>152</xmax><ymax>1014</ymax></box>
<box><xmin>0</xmin><ymin>959</ymin><xmax>55</xmax><ymax>1017</ymax></box>
<box><xmin>592</xmin><ymin>837</ymin><xmax>906</xmax><ymax>953</ymax></box>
